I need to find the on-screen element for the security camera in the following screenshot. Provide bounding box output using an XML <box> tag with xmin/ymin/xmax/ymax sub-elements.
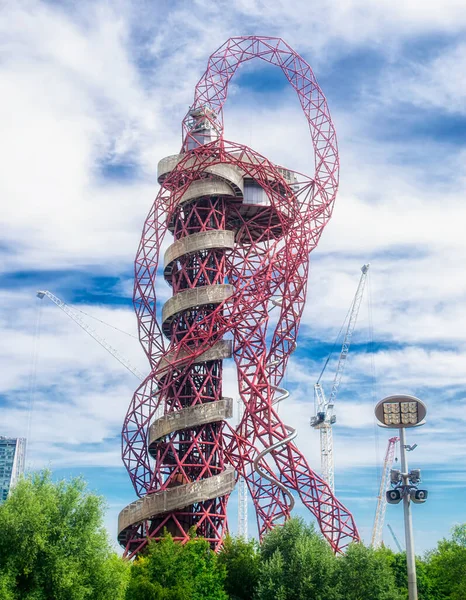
<box><xmin>410</xmin><ymin>489</ymin><xmax>428</xmax><ymax>504</ymax></box>
<box><xmin>390</xmin><ymin>469</ymin><xmax>402</xmax><ymax>485</ymax></box>
<box><xmin>409</xmin><ymin>469</ymin><xmax>421</xmax><ymax>484</ymax></box>
<box><xmin>386</xmin><ymin>489</ymin><xmax>403</xmax><ymax>504</ymax></box>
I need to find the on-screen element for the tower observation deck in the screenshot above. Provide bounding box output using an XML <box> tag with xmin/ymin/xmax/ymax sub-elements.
<box><xmin>119</xmin><ymin>36</ymin><xmax>360</xmax><ymax>558</ymax></box>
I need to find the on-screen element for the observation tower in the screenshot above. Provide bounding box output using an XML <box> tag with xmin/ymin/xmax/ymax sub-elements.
<box><xmin>119</xmin><ymin>36</ymin><xmax>360</xmax><ymax>558</ymax></box>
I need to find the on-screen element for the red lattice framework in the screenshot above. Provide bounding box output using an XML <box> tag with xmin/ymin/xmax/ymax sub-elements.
<box><xmin>119</xmin><ymin>36</ymin><xmax>360</xmax><ymax>558</ymax></box>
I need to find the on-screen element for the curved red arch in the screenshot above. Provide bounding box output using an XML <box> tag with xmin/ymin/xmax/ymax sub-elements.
<box><xmin>182</xmin><ymin>35</ymin><xmax>339</xmax><ymax>211</ymax></box>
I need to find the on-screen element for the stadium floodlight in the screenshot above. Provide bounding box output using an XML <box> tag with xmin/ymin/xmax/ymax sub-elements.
<box><xmin>374</xmin><ymin>395</ymin><xmax>426</xmax><ymax>429</ymax></box>
<box><xmin>375</xmin><ymin>395</ymin><xmax>427</xmax><ymax>600</ymax></box>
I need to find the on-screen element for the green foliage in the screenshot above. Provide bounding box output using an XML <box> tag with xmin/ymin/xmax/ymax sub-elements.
<box><xmin>256</xmin><ymin>518</ymin><xmax>338</xmax><ymax>600</ymax></box>
<box><xmin>451</xmin><ymin>523</ymin><xmax>466</xmax><ymax>546</ymax></box>
<box><xmin>389</xmin><ymin>551</ymin><xmax>433</xmax><ymax>600</ymax></box>
<box><xmin>2</xmin><ymin>471</ymin><xmax>464</xmax><ymax>600</ymax></box>
<box><xmin>217</xmin><ymin>535</ymin><xmax>260</xmax><ymax>600</ymax></box>
<box><xmin>0</xmin><ymin>470</ymin><xmax>128</xmax><ymax>600</ymax></box>
<box><xmin>425</xmin><ymin>524</ymin><xmax>466</xmax><ymax>600</ymax></box>
<box><xmin>125</xmin><ymin>534</ymin><xmax>227</xmax><ymax>600</ymax></box>
<box><xmin>335</xmin><ymin>543</ymin><xmax>402</xmax><ymax>600</ymax></box>
<box><xmin>255</xmin><ymin>549</ymin><xmax>287</xmax><ymax>600</ymax></box>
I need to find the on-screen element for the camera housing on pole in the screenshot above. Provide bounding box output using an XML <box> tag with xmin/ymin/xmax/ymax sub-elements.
<box><xmin>390</xmin><ymin>469</ymin><xmax>402</xmax><ymax>485</ymax></box>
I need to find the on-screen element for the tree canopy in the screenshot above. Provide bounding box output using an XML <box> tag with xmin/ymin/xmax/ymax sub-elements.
<box><xmin>215</xmin><ymin>518</ymin><xmax>466</xmax><ymax>600</ymax></box>
<box><xmin>256</xmin><ymin>518</ymin><xmax>339</xmax><ymax>600</ymax></box>
<box><xmin>335</xmin><ymin>542</ymin><xmax>402</xmax><ymax>600</ymax></box>
<box><xmin>125</xmin><ymin>533</ymin><xmax>228</xmax><ymax>600</ymax></box>
<box><xmin>217</xmin><ymin>535</ymin><xmax>260</xmax><ymax>600</ymax></box>
<box><xmin>1</xmin><ymin>470</ymin><xmax>464</xmax><ymax>600</ymax></box>
<box><xmin>0</xmin><ymin>470</ymin><xmax>128</xmax><ymax>600</ymax></box>
<box><xmin>425</xmin><ymin>524</ymin><xmax>466</xmax><ymax>600</ymax></box>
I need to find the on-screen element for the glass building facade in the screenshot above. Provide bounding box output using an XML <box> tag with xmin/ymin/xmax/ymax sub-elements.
<box><xmin>0</xmin><ymin>437</ymin><xmax>26</xmax><ymax>502</ymax></box>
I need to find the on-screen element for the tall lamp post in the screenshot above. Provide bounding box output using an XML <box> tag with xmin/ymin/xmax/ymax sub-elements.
<box><xmin>374</xmin><ymin>395</ymin><xmax>428</xmax><ymax>600</ymax></box>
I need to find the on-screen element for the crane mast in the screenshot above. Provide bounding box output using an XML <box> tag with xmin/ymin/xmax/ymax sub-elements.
<box><xmin>371</xmin><ymin>436</ymin><xmax>399</xmax><ymax>549</ymax></box>
<box><xmin>37</xmin><ymin>291</ymin><xmax>145</xmax><ymax>381</ymax></box>
<box><xmin>311</xmin><ymin>264</ymin><xmax>370</xmax><ymax>493</ymax></box>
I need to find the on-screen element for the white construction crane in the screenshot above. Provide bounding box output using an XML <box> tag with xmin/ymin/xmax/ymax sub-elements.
<box><xmin>37</xmin><ymin>290</ymin><xmax>144</xmax><ymax>381</ymax></box>
<box><xmin>310</xmin><ymin>264</ymin><xmax>370</xmax><ymax>493</ymax></box>
<box><xmin>371</xmin><ymin>436</ymin><xmax>399</xmax><ymax>549</ymax></box>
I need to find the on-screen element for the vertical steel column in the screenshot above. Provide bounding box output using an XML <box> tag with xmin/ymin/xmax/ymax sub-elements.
<box><xmin>150</xmin><ymin>195</ymin><xmax>230</xmax><ymax>543</ymax></box>
<box><xmin>399</xmin><ymin>427</ymin><xmax>418</xmax><ymax>600</ymax></box>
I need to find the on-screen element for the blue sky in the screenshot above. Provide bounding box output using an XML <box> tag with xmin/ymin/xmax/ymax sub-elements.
<box><xmin>1</xmin><ymin>0</ymin><xmax>466</xmax><ymax>554</ymax></box>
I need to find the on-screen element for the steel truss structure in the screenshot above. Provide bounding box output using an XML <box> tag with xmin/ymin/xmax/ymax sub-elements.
<box><xmin>312</xmin><ymin>264</ymin><xmax>370</xmax><ymax>494</ymax></box>
<box><xmin>371</xmin><ymin>436</ymin><xmax>399</xmax><ymax>548</ymax></box>
<box><xmin>119</xmin><ymin>36</ymin><xmax>360</xmax><ymax>558</ymax></box>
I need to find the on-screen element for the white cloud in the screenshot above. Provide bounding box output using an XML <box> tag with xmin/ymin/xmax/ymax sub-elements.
<box><xmin>382</xmin><ymin>42</ymin><xmax>466</xmax><ymax>115</ymax></box>
<box><xmin>0</xmin><ymin>1</ymin><xmax>176</xmax><ymax>272</ymax></box>
<box><xmin>190</xmin><ymin>0</ymin><xmax>466</xmax><ymax>57</ymax></box>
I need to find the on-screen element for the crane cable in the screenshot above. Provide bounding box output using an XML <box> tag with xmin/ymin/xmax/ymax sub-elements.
<box><xmin>316</xmin><ymin>294</ymin><xmax>354</xmax><ymax>386</ymax></box>
<box><xmin>26</xmin><ymin>297</ymin><xmax>43</xmax><ymax>464</ymax></box>
<box><xmin>367</xmin><ymin>270</ymin><xmax>382</xmax><ymax>493</ymax></box>
<box><xmin>73</xmin><ymin>306</ymin><xmax>138</xmax><ymax>340</ymax></box>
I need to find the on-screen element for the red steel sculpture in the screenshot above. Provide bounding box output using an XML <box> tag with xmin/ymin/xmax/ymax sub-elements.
<box><xmin>119</xmin><ymin>36</ymin><xmax>360</xmax><ymax>558</ymax></box>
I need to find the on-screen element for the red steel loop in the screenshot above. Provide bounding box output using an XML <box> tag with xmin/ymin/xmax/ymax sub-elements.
<box><xmin>182</xmin><ymin>36</ymin><xmax>339</xmax><ymax>211</ymax></box>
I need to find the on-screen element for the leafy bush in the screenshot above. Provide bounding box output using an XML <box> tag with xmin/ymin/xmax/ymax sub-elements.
<box><xmin>0</xmin><ymin>470</ymin><xmax>128</xmax><ymax>600</ymax></box>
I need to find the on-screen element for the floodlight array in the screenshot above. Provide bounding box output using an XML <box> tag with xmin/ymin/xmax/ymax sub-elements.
<box><xmin>383</xmin><ymin>401</ymin><xmax>419</xmax><ymax>426</ymax></box>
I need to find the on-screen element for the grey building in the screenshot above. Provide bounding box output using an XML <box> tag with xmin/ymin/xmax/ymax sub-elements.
<box><xmin>0</xmin><ymin>437</ymin><xmax>26</xmax><ymax>502</ymax></box>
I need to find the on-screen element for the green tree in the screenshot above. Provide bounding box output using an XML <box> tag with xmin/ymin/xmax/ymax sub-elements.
<box><xmin>426</xmin><ymin>524</ymin><xmax>466</xmax><ymax>600</ymax></box>
<box><xmin>125</xmin><ymin>533</ymin><xmax>227</xmax><ymax>600</ymax></box>
<box><xmin>256</xmin><ymin>518</ymin><xmax>338</xmax><ymax>600</ymax></box>
<box><xmin>255</xmin><ymin>549</ymin><xmax>287</xmax><ymax>600</ymax></box>
<box><xmin>335</xmin><ymin>543</ymin><xmax>402</xmax><ymax>600</ymax></box>
<box><xmin>0</xmin><ymin>470</ymin><xmax>128</xmax><ymax>600</ymax></box>
<box><xmin>217</xmin><ymin>535</ymin><xmax>260</xmax><ymax>600</ymax></box>
<box><xmin>388</xmin><ymin>551</ymin><xmax>433</xmax><ymax>600</ymax></box>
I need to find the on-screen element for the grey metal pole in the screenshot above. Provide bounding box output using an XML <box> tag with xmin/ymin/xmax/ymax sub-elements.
<box><xmin>399</xmin><ymin>427</ymin><xmax>418</xmax><ymax>600</ymax></box>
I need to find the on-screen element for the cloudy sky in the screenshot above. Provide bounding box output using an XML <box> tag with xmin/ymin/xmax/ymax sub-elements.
<box><xmin>1</xmin><ymin>0</ymin><xmax>465</xmax><ymax>553</ymax></box>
